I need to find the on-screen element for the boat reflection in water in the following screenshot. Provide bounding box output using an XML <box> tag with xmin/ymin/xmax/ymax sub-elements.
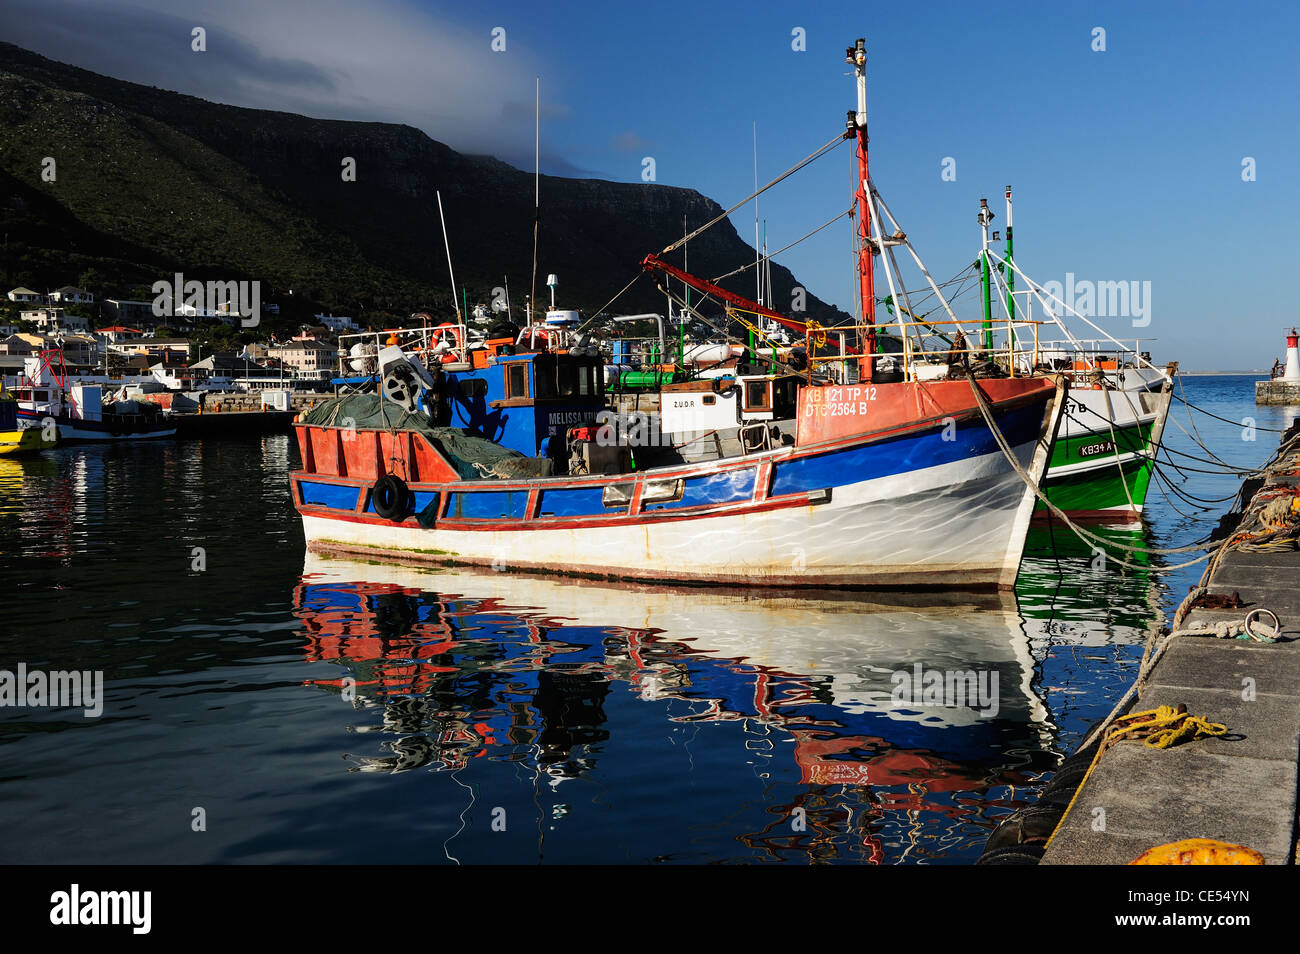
<box><xmin>1015</xmin><ymin>519</ymin><xmax>1162</xmax><ymax>742</ymax></box>
<box><xmin>295</xmin><ymin>554</ymin><xmax>1063</xmax><ymax>864</ymax></box>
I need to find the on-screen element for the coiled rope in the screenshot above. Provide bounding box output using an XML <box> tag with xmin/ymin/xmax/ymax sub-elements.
<box><xmin>1043</xmin><ymin>704</ymin><xmax>1228</xmax><ymax>853</ymax></box>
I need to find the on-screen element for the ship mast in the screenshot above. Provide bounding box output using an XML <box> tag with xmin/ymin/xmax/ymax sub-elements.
<box><xmin>847</xmin><ymin>39</ymin><xmax>875</xmax><ymax>380</ymax></box>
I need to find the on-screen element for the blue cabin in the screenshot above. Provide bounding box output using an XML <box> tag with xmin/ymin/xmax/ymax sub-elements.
<box><xmin>332</xmin><ymin>326</ymin><xmax>607</xmax><ymax>464</ymax></box>
<box><xmin>441</xmin><ymin>351</ymin><xmax>606</xmax><ymax>459</ymax></box>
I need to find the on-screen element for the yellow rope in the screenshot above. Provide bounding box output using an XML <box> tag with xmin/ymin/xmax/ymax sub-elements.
<box><xmin>1041</xmin><ymin>705</ymin><xmax>1226</xmax><ymax>852</ymax></box>
<box><xmin>1107</xmin><ymin>706</ymin><xmax>1227</xmax><ymax>749</ymax></box>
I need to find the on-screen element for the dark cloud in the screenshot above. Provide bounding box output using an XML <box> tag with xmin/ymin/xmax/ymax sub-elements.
<box><xmin>0</xmin><ymin>0</ymin><xmax>568</xmax><ymax>163</ymax></box>
<box><xmin>1</xmin><ymin>0</ymin><xmax>341</xmax><ymax>107</ymax></box>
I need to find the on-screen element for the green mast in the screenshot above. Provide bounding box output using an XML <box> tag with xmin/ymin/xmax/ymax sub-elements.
<box><xmin>978</xmin><ymin>198</ymin><xmax>995</xmax><ymax>352</ymax></box>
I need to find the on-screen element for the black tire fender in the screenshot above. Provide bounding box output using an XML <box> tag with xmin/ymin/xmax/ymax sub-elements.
<box><xmin>372</xmin><ymin>474</ymin><xmax>412</xmax><ymax>521</ymax></box>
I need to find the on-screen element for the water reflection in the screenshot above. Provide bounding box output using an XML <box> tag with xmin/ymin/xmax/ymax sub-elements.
<box><xmin>0</xmin><ymin>437</ymin><xmax>1168</xmax><ymax>864</ymax></box>
<box><xmin>1015</xmin><ymin>519</ymin><xmax>1160</xmax><ymax>743</ymax></box>
<box><xmin>295</xmin><ymin>555</ymin><xmax>1069</xmax><ymax>863</ymax></box>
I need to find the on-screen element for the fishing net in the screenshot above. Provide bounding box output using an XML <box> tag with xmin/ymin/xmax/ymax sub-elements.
<box><xmin>302</xmin><ymin>394</ymin><xmax>553</xmax><ymax>480</ymax></box>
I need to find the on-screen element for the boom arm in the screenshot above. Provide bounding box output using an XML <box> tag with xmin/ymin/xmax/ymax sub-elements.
<box><xmin>639</xmin><ymin>254</ymin><xmax>860</xmax><ymax>355</ymax></box>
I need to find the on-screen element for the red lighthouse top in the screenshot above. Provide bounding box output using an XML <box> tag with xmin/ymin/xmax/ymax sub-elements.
<box><xmin>1288</xmin><ymin>329</ymin><xmax>1298</xmax><ymax>349</ymax></box>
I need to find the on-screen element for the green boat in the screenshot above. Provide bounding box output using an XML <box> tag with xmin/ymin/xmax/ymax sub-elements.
<box><xmin>1037</xmin><ymin>355</ymin><xmax>1173</xmax><ymax>520</ymax></box>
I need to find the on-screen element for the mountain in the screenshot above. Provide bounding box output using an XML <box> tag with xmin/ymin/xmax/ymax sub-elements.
<box><xmin>0</xmin><ymin>42</ymin><xmax>850</xmax><ymax>330</ymax></box>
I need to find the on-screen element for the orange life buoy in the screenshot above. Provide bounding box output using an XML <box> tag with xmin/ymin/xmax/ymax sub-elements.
<box><xmin>432</xmin><ymin>323</ymin><xmax>464</xmax><ymax>363</ymax></box>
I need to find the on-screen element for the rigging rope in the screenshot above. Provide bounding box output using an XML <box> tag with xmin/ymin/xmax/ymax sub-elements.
<box><xmin>711</xmin><ymin>208</ymin><xmax>853</xmax><ymax>283</ymax></box>
<box><xmin>575</xmin><ymin>272</ymin><xmax>645</xmax><ymax>334</ymax></box>
<box><xmin>660</xmin><ymin>133</ymin><xmax>849</xmax><ymax>255</ymax></box>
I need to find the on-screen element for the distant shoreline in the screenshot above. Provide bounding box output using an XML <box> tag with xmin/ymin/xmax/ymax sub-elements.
<box><xmin>1178</xmin><ymin>371</ymin><xmax>1269</xmax><ymax>376</ymax></box>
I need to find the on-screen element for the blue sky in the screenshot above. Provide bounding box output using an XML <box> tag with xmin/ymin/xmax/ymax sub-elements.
<box><xmin>5</xmin><ymin>0</ymin><xmax>1298</xmax><ymax>368</ymax></box>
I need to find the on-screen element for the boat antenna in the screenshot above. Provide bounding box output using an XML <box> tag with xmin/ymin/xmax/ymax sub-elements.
<box><xmin>1005</xmin><ymin>185</ymin><xmax>1015</xmax><ymax>348</ymax></box>
<box><xmin>436</xmin><ymin>190</ymin><xmax>461</xmax><ymax>322</ymax></box>
<box><xmin>529</xmin><ymin>76</ymin><xmax>540</xmax><ymax>326</ymax></box>
<box><xmin>978</xmin><ymin>196</ymin><xmax>995</xmax><ymax>351</ymax></box>
<box><xmin>681</xmin><ymin>213</ymin><xmax>688</xmax><ymax>364</ymax></box>
<box><xmin>753</xmin><ymin>122</ymin><xmax>760</xmax><ymax>308</ymax></box>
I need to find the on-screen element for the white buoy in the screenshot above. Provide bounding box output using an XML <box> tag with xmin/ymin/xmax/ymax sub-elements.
<box><xmin>1285</xmin><ymin>329</ymin><xmax>1300</xmax><ymax>381</ymax></box>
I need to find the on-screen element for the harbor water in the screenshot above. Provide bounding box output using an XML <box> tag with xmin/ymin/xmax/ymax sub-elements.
<box><xmin>1</xmin><ymin>375</ymin><xmax>1294</xmax><ymax>864</ymax></box>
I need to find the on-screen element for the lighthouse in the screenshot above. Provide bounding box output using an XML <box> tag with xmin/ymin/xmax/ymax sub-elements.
<box><xmin>1286</xmin><ymin>329</ymin><xmax>1300</xmax><ymax>382</ymax></box>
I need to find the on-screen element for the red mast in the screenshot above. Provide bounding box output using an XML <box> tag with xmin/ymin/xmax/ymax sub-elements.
<box><xmin>848</xmin><ymin>39</ymin><xmax>875</xmax><ymax>381</ymax></box>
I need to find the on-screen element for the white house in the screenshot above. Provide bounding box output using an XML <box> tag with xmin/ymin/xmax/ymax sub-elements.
<box><xmin>7</xmin><ymin>287</ymin><xmax>41</xmax><ymax>303</ymax></box>
<box><xmin>314</xmin><ymin>312</ymin><xmax>359</xmax><ymax>333</ymax></box>
<box><xmin>51</xmin><ymin>286</ymin><xmax>95</xmax><ymax>305</ymax></box>
<box><xmin>20</xmin><ymin>307</ymin><xmax>90</xmax><ymax>332</ymax></box>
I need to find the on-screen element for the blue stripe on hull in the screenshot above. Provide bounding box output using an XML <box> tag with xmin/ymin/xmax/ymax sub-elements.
<box><xmin>302</xmin><ymin>482</ymin><xmax>361</xmax><ymax>510</ymax></box>
<box><xmin>771</xmin><ymin>403</ymin><xmax>1042</xmax><ymax>497</ymax></box>
<box><xmin>295</xmin><ymin>401</ymin><xmax>1046</xmax><ymax>518</ymax></box>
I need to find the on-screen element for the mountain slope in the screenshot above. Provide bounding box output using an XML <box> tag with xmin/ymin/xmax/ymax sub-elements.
<box><xmin>0</xmin><ymin>42</ymin><xmax>850</xmax><ymax>327</ymax></box>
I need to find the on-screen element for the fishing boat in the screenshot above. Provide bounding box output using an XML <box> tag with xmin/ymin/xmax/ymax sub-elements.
<box><xmin>10</xmin><ymin>350</ymin><xmax>177</xmax><ymax>442</ymax></box>
<box><xmin>291</xmin><ymin>38</ymin><xmax>1067</xmax><ymax>590</ymax></box>
<box><xmin>1037</xmin><ymin>345</ymin><xmax>1173</xmax><ymax>520</ymax></box>
<box><xmin>966</xmin><ymin>189</ymin><xmax>1175</xmax><ymax>521</ymax></box>
<box><xmin>0</xmin><ymin>390</ymin><xmax>57</xmax><ymax>454</ymax></box>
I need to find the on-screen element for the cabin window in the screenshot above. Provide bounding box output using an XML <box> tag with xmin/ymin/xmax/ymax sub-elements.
<box><xmin>506</xmin><ymin>363</ymin><xmax>529</xmax><ymax>399</ymax></box>
<box><xmin>702</xmin><ymin>394</ymin><xmax>716</xmax><ymax>405</ymax></box>
<box><xmin>744</xmin><ymin>380</ymin><xmax>770</xmax><ymax>410</ymax></box>
<box><xmin>457</xmin><ymin>378</ymin><xmax>488</xmax><ymax>400</ymax></box>
<box><xmin>557</xmin><ymin>363</ymin><xmax>579</xmax><ymax>397</ymax></box>
<box><xmin>532</xmin><ymin>358</ymin><xmax>557</xmax><ymax>399</ymax></box>
<box><xmin>773</xmin><ymin>379</ymin><xmax>798</xmax><ymax>417</ymax></box>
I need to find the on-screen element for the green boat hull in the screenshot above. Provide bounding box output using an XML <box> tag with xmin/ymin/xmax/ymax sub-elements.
<box><xmin>1038</xmin><ymin>419</ymin><xmax>1158</xmax><ymax>516</ymax></box>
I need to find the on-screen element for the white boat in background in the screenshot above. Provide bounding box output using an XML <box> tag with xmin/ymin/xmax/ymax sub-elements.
<box><xmin>11</xmin><ymin>350</ymin><xmax>176</xmax><ymax>442</ymax></box>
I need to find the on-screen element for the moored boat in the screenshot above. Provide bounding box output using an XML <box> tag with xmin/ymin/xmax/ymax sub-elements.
<box><xmin>11</xmin><ymin>350</ymin><xmax>177</xmax><ymax>443</ymax></box>
<box><xmin>0</xmin><ymin>390</ymin><xmax>57</xmax><ymax>455</ymax></box>
<box><xmin>290</xmin><ymin>37</ymin><xmax>1067</xmax><ymax>590</ymax></box>
<box><xmin>1037</xmin><ymin>346</ymin><xmax>1173</xmax><ymax>520</ymax></box>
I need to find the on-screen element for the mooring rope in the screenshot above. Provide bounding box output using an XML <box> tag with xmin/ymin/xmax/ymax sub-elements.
<box><xmin>966</xmin><ymin>373</ymin><xmax>1216</xmax><ymax>566</ymax></box>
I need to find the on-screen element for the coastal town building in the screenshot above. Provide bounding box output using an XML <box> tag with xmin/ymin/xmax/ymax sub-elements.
<box><xmin>102</xmin><ymin>300</ymin><xmax>158</xmax><ymax>328</ymax></box>
<box><xmin>19</xmin><ymin>307</ymin><xmax>90</xmax><ymax>333</ymax></box>
<box><xmin>313</xmin><ymin>313</ymin><xmax>359</xmax><ymax>333</ymax></box>
<box><xmin>50</xmin><ymin>286</ymin><xmax>95</xmax><ymax>305</ymax></box>
<box><xmin>268</xmin><ymin>339</ymin><xmax>335</xmax><ymax>374</ymax></box>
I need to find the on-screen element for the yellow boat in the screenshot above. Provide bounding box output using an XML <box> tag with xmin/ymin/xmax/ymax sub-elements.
<box><xmin>0</xmin><ymin>391</ymin><xmax>57</xmax><ymax>455</ymax></box>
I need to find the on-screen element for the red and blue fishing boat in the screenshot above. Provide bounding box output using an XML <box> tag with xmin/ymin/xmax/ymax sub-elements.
<box><xmin>290</xmin><ymin>38</ymin><xmax>1066</xmax><ymax>590</ymax></box>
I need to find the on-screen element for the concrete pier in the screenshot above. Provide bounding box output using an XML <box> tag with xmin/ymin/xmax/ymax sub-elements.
<box><xmin>1040</xmin><ymin>424</ymin><xmax>1300</xmax><ymax>864</ymax></box>
<box><xmin>1257</xmin><ymin>379</ymin><xmax>1300</xmax><ymax>404</ymax></box>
